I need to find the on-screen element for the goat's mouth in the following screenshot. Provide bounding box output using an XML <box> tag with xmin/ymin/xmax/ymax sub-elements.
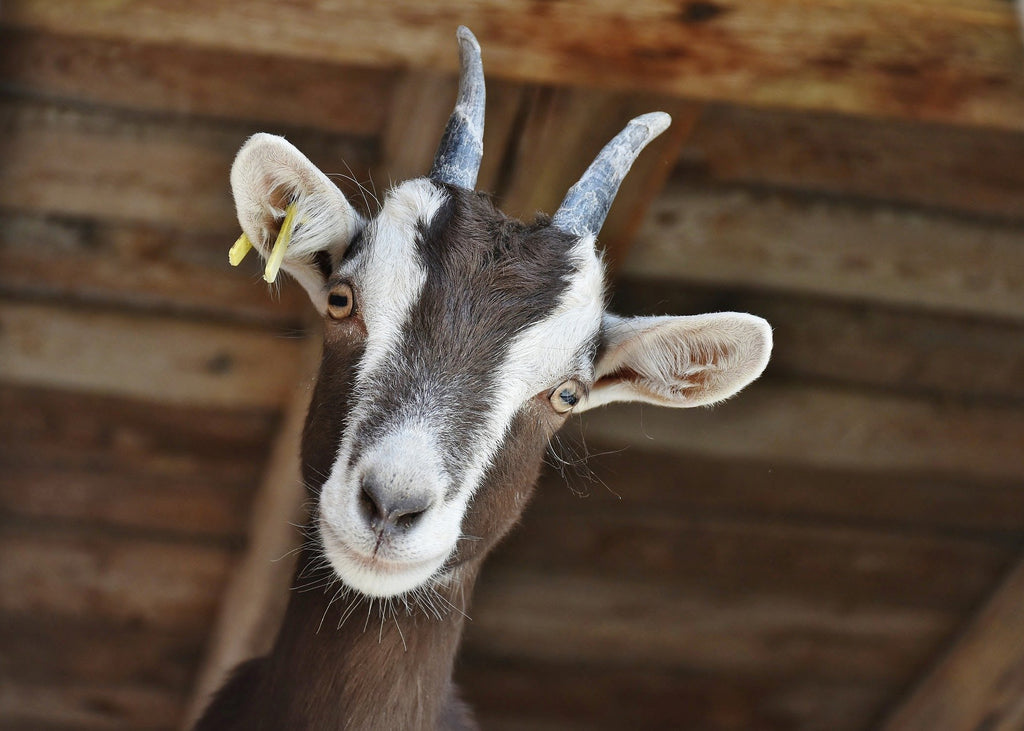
<box><xmin>318</xmin><ymin>519</ymin><xmax>450</xmax><ymax>598</ymax></box>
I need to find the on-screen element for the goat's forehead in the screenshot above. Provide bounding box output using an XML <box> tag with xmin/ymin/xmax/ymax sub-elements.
<box><xmin>338</xmin><ymin>179</ymin><xmax>605</xmax><ymax>342</ymax></box>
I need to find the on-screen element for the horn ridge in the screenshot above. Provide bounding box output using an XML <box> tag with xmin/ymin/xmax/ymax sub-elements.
<box><xmin>552</xmin><ymin>112</ymin><xmax>672</xmax><ymax>238</ymax></box>
<box><xmin>429</xmin><ymin>26</ymin><xmax>486</xmax><ymax>190</ymax></box>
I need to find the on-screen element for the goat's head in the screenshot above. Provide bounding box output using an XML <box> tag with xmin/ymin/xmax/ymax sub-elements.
<box><xmin>229</xmin><ymin>28</ymin><xmax>771</xmax><ymax>599</ymax></box>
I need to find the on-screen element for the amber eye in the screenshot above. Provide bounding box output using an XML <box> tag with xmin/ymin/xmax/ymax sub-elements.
<box><xmin>326</xmin><ymin>283</ymin><xmax>354</xmax><ymax>320</ymax></box>
<box><xmin>550</xmin><ymin>380</ymin><xmax>582</xmax><ymax>414</ymax></box>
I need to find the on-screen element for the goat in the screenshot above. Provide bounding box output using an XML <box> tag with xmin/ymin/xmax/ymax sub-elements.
<box><xmin>195</xmin><ymin>26</ymin><xmax>771</xmax><ymax>730</ymax></box>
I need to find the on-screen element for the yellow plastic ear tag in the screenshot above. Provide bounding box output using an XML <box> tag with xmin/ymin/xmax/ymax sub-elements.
<box><xmin>228</xmin><ymin>232</ymin><xmax>253</xmax><ymax>266</ymax></box>
<box><xmin>263</xmin><ymin>203</ymin><xmax>299</xmax><ymax>284</ymax></box>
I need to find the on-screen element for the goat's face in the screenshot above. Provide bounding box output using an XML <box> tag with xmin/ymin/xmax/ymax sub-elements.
<box><xmin>309</xmin><ymin>180</ymin><xmax>604</xmax><ymax>597</ymax></box>
<box><xmin>230</xmin><ymin>28</ymin><xmax>771</xmax><ymax>599</ymax></box>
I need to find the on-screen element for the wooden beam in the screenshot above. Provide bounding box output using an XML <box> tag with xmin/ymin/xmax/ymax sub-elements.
<box><xmin>0</xmin><ymin>212</ymin><xmax>308</xmax><ymax>326</ymax></box>
<box><xmin>0</xmin><ymin>385</ymin><xmax>278</xmax><ymax>478</ymax></box>
<box><xmin>0</xmin><ymin>302</ymin><xmax>304</xmax><ymax>409</ymax></box>
<box><xmin>0</xmin><ymin>614</ymin><xmax>201</xmax><ymax>688</ymax></box>
<box><xmin>466</xmin><ymin>567</ymin><xmax>952</xmax><ymax>682</ymax></box>
<box><xmin>881</xmin><ymin>557</ymin><xmax>1024</xmax><ymax>731</ymax></box>
<box><xmin>6</xmin><ymin>0</ymin><xmax>1024</xmax><ymax>131</ymax></box>
<box><xmin>0</xmin><ymin>27</ymin><xmax>394</xmax><ymax>135</ymax></box>
<box><xmin>182</xmin><ymin>336</ymin><xmax>320</xmax><ymax>728</ymax></box>
<box><xmin>458</xmin><ymin>654</ymin><xmax>887</xmax><ymax>731</ymax></box>
<box><xmin>495</xmin><ymin>88</ymin><xmax>696</xmax><ymax>267</ymax></box>
<box><xmin>0</xmin><ymin>97</ymin><xmax>374</xmax><ymax>231</ymax></box>
<box><xmin>536</xmin><ymin>441</ymin><xmax>1024</xmax><ymax>536</ymax></box>
<box><xmin>579</xmin><ymin>382</ymin><xmax>1024</xmax><ymax>482</ymax></box>
<box><xmin>613</xmin><ymin>279</ymin><xmax>1024</xmax><ymax>404</ymax></box>
<box><xmin>377</xmin><ymin>71</ymin><xmax>528</xmax><ymax>195</ymax></box>
<box><xmin>0</xmin><ymin>525</ymin><xmax>234</xmax><ymax>633</ymax></box>
<box><xmin>0</xmin><ymin>680</ymin><xmax>184</xmax><ymax>730</ymax></box>
<box><xmin>0</xmin><ymin>466</ymin><xmax>252</xmax><ymax>541</ymax></box>
<box><xmin>496</xmin><ymin>487</ymin><xmax>1011</xmax><ymax>612</ymax></box>
<box><xmin>683</xmin><ymin>104</ymin><xmax>1024</xmax><ymax>222</ymax></box>
<box><xmin>624</xmin><ymin>182</ymin><xmax>1024</xmax><ymax>319</ymax></box>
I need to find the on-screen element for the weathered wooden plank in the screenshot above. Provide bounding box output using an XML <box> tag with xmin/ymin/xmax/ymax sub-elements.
<box><xmin>494</xmin><ymin>494</ymin><xmax>1012</xmax><ymax>611</ymax></box>
<box><xmin>0</xmin><ymin>301</ymin><xmax>304</xmax><ymax>408</ymax></box>
<box><xmin>0</xmin><ymin>614</ymin><xmax>201</xmax><ymax>690</ymax></box>
<box><xmin>0</xmin><ymin>96</ymin><xmax>375</xmax><ymax>231</ymax></box>
<box><xmin>0</xmin><ymin>385</ymin><xmax>277</xmax><ymax>478</ymax></box>
<box><xmin>466</xmin><ymin>569</ymin><xmax>952</xmax><ymax>682</ymax></box>
<box><xmin>496</xmin><ymin>88</ymin><xmax>696</xmax><ymax>267</ymax></box>
<box><xmin>625</xmin><ymin>182</ymin><xmax>1024</xmax><ymax>319</ymax></box>
<box><xmin>578</xmin><ymin>382</ymin><xmax>1024</xmax><ymax>482</ymax></box>
<box><xmin>0</xmin><ymin>680</ymin><xmax>182</xmax><ymax>730</ymax></box>
<box><xmin>541</xmin><ymin>443</ymin><xmax>1024</xmax><ymax>536</ymax></box>
<box><xmin>183</xmin><ymin>338</ymin><xmax>320</xmax><ymax>728</ymax></box>
<box><xmin>0</xmin><ymin>526</ymin><xmax>233</xmax><ymax>633</ymax></box>
<box><xmin>0</xmin><ymin>213</ymin><xmax>308</xmax><ymax>326</ymax></box>
<box><xmin>378</xmin><ymin>71</ymin><xmax>527</xmax><ymax>195</ymax></box>
<box><xmin>881</xmin><ymin>558</ymin><xmax>1024</xmax><ymax>731</ymax></box>
<box><xmin>683</xmin><ymin>104</ymin><xmax>1024</xmax><ymax>221</ymax></box>
<box><xmin>612</xmin><ymin>279</ymin><xmax>1024</xmax><ymax>404</ymax></box>
<box><xmin>0</xmin><ymin>27</ymin><xmax>393</xmax><ymax>136</ymax></box>
<box><xmin>0</xmin><ymin>466</ymin><xmax>251</xmax><ymax>540</ymax></box>
<box><xmin>458</xmin><ymin>655</ymin><xmax>888</xmax><ymax>731</ymax></box>
<box><xmin>6</xmin><ymin>0</ymin><xmax>1024</xmax><ymax>130</ymax></box>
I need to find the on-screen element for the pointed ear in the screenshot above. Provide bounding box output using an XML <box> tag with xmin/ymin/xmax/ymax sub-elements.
<box><xmin>576</xmin><ymin>312</ymin><xmax>772</xmax><ymax>412</ymax></box>
<box><xmin>230</xmin><ymin>133</ymin><xmax>363</xmax><ymax>311</ymax></box>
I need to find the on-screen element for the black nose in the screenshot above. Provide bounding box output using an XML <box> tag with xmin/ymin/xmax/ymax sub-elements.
<box><xmin>358</xmin><ymin>475</ymin><xmax>432</xmax><ymax>534</ymax></box>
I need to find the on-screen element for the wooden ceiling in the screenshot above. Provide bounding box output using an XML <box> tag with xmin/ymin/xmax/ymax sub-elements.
<box><xmin>1</xmin><ymin>1</ymin><xmax>1024</xmax><ymax>729</ymax></box>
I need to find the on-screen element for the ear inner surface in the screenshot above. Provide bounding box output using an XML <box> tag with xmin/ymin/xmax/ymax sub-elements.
<box><xmin>578</xmin><ymin>312</ymin><xmax>772</xmax><ymax>411</ymax></box>
<box><xmin>230</xmin><ymin>133</ymin><xmax>363</xmax><ymax>309</ymax></box>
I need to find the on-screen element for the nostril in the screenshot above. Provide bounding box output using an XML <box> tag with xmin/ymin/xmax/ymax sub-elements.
<box><xmin>394</xmin><ymin>505</ymin><xmax>428</xmax><ymax>531</ymax></box>
<box><xmin>359</xmin><ymin>474</ymin><xmax>432</xmax><ymax>534</ymax></box>
<box><xmin>358</xmin><ymin>481</ymin><xmax>385</xmax><ymax>527</ymax></box>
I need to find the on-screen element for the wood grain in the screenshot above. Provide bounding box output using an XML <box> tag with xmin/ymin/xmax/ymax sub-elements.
<box><xmin>465</xmin><ymin>568</ymin><xmax>952</xmax><ymax>682</ymax></box>
<box><xmin>0</xmin><ymin>385</ymin><xmax>277</xmax><ymax>477</ymax></box>
<box><xmin>0</xmin><ymin>526</ymin><xmax>233</xmax><ymax>633</ymax></box>
<box><xmin>881</xmin><ymin>556</ymin><xmax>1024</xmax><ymax>730</ymax></box>
<box><xmin>0</xmin><ymin>466</ymin><xmax>252</xmax><ymax>541</ymax></box>
<box><xmin>612</xmin><ymin>278</ymin><xmax>1024</xmax><ymax>403</ymax></box>
<box><xmin>6</xmin><ymin>0</ymin><xmax>1024</xmax><ymax>130</ymax></box>
<box><xmin>578</xmin><ymin>382</ymin><xmax>1024</xmax><ymax>482</ymax></box>
<box><xmin>625</xmin><ymin>182</ymin><xmax>1024</xmax><ymax>319</ymax></box>
<box><xmin>541</xmin><ymin>441</ymin><xmax>1024</xmax><ymax>536</ymax></box>
<box><xmin>683</xmin><ymin>104</ymin><xmax>1024</xmax><ymax>221</ymax></box>
<box><xmin>0</xmin><ymin>679</ymin><xmax>183</xmax><ymax>730</ymax></box>
<box><xmin>0</xmin><ymin>212</ymin><xmax>308</xmax><ymax>326</ymax></box>
<box><xmin>0</xmin><ymin>614</ymin><xmax>201</xmax><ymax>689</ymax></box>
<box><xmin>183</xmin><ymin>338</ymin><xmax>320</xmax><ymax>728</ymax></box>
<box><xmin>0</xmin><ymin>27</ymin><xmax>394</xmax><ymax>135</ymax></box>
<box><xmin>496</xmin><ymin>87</ymin><xmax>696</xmax><ymax>268</ymax></box>
<box><xmin>0</xmin><ymin>97</ymin><xmax>374</xmax><ymax>231</ymax></box>
<box><xmin>494</xmin><ymin>495</ymin><xmax>1012</xmax><ymax>611</ymax></box>
<box><xmin>458</xmin><ymin>654</ymin><xmax>887</xmax><ymax>731</ymax></box>
<box><xmin>0</xmin><ymin>301</ymin><xmax>304</xmax><ymax>408</ymax></box>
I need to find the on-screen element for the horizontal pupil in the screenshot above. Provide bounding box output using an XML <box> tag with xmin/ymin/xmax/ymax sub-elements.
<box><xmin>560</xmin><ymin>389</ymin><xmax>578</xmax><ymax>406</ymax></box>
<box><xmin>329</xmin><ymin>293</ymin><xmax>349</xmax><ymax>308</ymax></box>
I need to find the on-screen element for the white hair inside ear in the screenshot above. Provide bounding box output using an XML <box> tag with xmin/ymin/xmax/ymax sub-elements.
<box><xmin>230</xmin><ymin>133</ymin><xmax>364</xmax><ymax>310</ymax></box>
<box><xmin>576</xmin><ymin>312</ymin><xmax>773</xmax><ymax>412</ymax></box>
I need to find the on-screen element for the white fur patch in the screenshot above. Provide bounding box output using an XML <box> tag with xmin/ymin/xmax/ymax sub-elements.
<box><xmin>448</xmin><ymin>235</ymin><xmax>605</xmax><ymax>516</ymax></box>
<box><xmin>319</xmin><ymin>179</ymin><xmax>453</xmax><ymax>597</ymax></box>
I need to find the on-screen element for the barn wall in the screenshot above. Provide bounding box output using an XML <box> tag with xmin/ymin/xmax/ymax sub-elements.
<box><xmin>1</xmin><ymin>3</ymin><xmax>1023</xmax><ymax>729</ymax></box>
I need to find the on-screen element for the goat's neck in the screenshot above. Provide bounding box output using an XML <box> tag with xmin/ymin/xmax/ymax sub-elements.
<box><xmin>257</xmin><ymin>545</ymin><xmax>479</xmax><ymax>729</ymax></box>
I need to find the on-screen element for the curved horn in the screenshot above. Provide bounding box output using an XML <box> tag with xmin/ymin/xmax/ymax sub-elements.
<box><xmin>429</xmin><ymin>26</ymin><xmax>486</xmax><ymax>189</ymax></box>
<box><xmin>552</xmin><ymin>112</ymin><xmax>671</xmax><ymax>238</ymax></box>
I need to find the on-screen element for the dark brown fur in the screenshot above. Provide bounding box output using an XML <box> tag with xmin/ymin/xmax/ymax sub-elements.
<box><xmin>195</xmin><ymin>188</ymin><xmax>584</xmax><ymax>730</ymax></box>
